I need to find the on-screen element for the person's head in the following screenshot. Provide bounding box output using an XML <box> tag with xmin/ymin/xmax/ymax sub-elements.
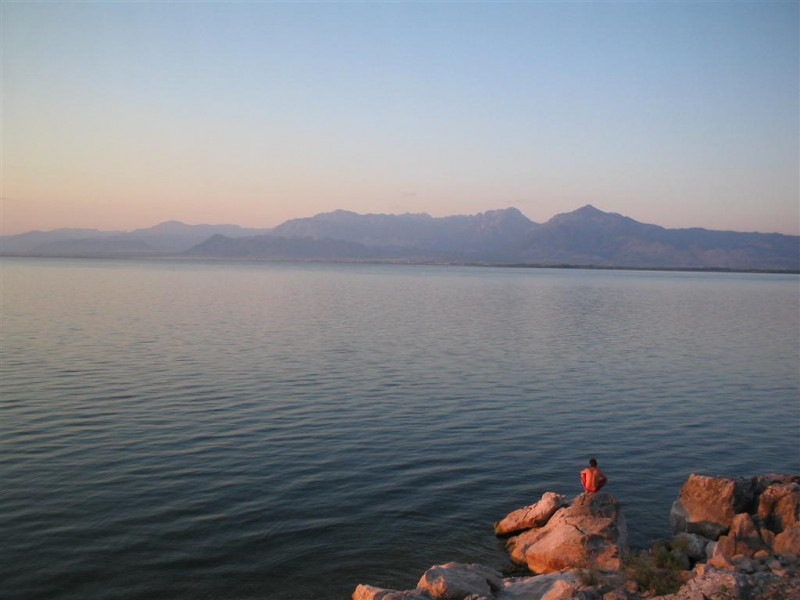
<box><xmin>589</xmin><ymin>458</ymin><xmax>598</xmax><ymax>467</ymax></box>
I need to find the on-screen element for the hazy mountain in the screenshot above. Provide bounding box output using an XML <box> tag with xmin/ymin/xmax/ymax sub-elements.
<box><xmin>3</xmin><ymin>207</ymin><xmax>798</xmax><ymax>271</ymax></box>
<box><xmin>125</xmin><ymin>221</ymin><xmax>270</xmax><ymax>252</ymax></box>
<box><xmin>260</xmin><ymin>205</ymin><xmax>797</xmax><ymax>269</ymax></box>
<box><xmin>187</xmin><ymin>234</ymin><xmax>382</xmax><ymax>260</ymax></box>
<box><xmin>273</xmin><ymin>210</ymin><xmax>437</xmax><ymax>247</ymax></box>
<box><xmin>274</xmin><ymin>207</ymin><xmax>535</xmax><ymax>243</ymax></box>
<box><xmin>520</xmin><ymin>205</ymin><xmax>799</xmax><ymax>270</ymax></box>
<box><xmin>1</xmin><ymin>221</ymin><xmax>271</xmax><ymax>256</ymax></box>
<box><xmin>273</xmin><ymin>207</ymin><xmax>537</xmax><ymax>260</ymax></box>
<box><xmin>0</xmin><ymin>228</ymin><xmax>122</xmax><ymax>254</ymax></box>
<box><xmin>23</xmin><ymin>238</ymin><xmax>157</xmax><ymax>257</ymax></box>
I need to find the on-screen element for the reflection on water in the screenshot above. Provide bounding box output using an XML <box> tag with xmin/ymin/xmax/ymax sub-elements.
<box><xmin>2</xmin><ymin>259</ymin><xmax>798</xmax><ymax>599</ymax></box>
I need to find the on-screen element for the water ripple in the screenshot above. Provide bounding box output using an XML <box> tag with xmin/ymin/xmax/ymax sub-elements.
<box><xmin>1</xmin><ymin>260</ymin><xmax>798</xmax><ymax>600</ymax></box>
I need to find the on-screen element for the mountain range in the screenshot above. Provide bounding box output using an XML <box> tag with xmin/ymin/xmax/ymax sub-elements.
<box><xmin>2</xmin><ymin>206</ymin><xmax>798</xmax><ymax>272</ymax></box>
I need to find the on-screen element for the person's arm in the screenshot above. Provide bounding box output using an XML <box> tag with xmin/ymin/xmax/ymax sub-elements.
<box><xmin>597</xmin><ymin>471</ymin><xmax>607</xmax><ymax>489</ymax></box>
<box><xmin>580</xmin><ymin>470</ymin><xmax>587</xmax><ymax>491</ymax></box>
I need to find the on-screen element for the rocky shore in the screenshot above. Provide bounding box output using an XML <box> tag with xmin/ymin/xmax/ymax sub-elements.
<box><xmin>352</xmin><ymin>474</ymin><xmax>800</xmax><ymax>599</ymax></box>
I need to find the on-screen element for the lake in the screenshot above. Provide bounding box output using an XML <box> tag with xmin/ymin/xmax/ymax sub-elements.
<box><xmin>2</xmin><ymin>258</ymin><xmax>798</xmax><ymax>600</ymax></box>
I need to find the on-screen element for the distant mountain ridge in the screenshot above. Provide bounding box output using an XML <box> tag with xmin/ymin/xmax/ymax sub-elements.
<box><xmin>3</xmin><ymin>206</ymin><xmax>798</xmax><ymax>271</ymax></box>
<box><xmin>1</xmin><ymin>221</ymin><xmax>271</xmax><ymax>256</ymax></box>
<box><xmin>521</xmin><ymin>205</ymin><xmax>798</xmax><ymax>270</ymax></box>
<box><xmin>270</xmin><ymin>207</ymin><xmax>537</xmax><ymax>260</ymax></box>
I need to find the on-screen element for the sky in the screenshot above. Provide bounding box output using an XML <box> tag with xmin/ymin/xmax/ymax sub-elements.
<box><xmin>1</xmin><ymin>1</ymin><xmax>798</xmax><ymax>236</ymax></box>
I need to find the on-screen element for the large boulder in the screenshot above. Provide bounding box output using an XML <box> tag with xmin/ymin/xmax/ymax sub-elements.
<box><xmin>500</xmin><ymin>573</ymin><xmax>583</xmax><ymax>600</ymax></box>
<box><xmin>416</xmin><ymin>563</ymin><xmax>503</xmax><ymax>600</ymax></box>
<box><xmin>670</xmin><ymin>533</ymin><xmax>711</xmax><ymax>562</ymax></box>
<box><xmin>756</xmin><ymin>482</ymin><xmax>800</xmax><ymax>533</ymax></box>
<box><xmin>669</xmin><ymin>474</ymin><xmax>754</xmax><ymax>539</ymax></box>
<box><xmin>352</xmin><ymin>584</ymin><xmax>431</xmax><ymax>600</ymax></box>
<box><xmin>663</xmin><ymin>565</ymin><xmax>750</xmax><ymax>599</ymax></box>
<box><xmin>774</xmin><ymin>523</ymin><xmax>800</xmax><ymax>556</ymax></box>
<box><xmin>494</xmin><ymin>493</ymin><xmax>569</xmax><ymax>536</ymax></box>
<box><xmin>506</xmin><ymin>493</ymin><xmax>627</xmax><ymax>574</ymax></box>
<box><xmin>712</xmin><ymin>513</ymin><xmax>770</xmax><ymax>559</ymax></box>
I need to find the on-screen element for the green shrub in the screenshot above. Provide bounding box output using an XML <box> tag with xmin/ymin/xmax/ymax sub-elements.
<box><xmin>577</xmin><ymin>567</ymin><xmax>601</xmax><ymax>587</ymax></box>
<box><xmin>623</xmin><ymin>544</ymin><xmax>682</xmax><ymax>596</ymax></box>
<box><xmin>669</xmin><ymin>536</ymin><xmax>689</xmax><ymax>553</ymax></box>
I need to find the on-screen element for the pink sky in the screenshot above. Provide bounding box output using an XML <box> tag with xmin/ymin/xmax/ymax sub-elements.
<box><xmin>2</xmin><ymin>2</ymin><xmax>798</xmax><ymax>236</ymax></box>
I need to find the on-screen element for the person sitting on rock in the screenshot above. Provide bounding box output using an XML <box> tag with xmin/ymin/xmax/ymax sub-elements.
<box><xmin>580</xmin><ymin>458</ymin><xmax>607</xmax><ymax>493</ymax></box>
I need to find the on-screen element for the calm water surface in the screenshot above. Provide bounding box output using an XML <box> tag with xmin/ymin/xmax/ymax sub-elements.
<box><xmin>2</xmin><ymin>258</ymin><xmax>798</xmax><ymax>599</ymax></box>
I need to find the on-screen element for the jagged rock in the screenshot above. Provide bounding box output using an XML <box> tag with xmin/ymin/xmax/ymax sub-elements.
<box><xmin>352</xmin><ymin>584</ymin><xmax>432</xmax><ymax>600</ymax></box>
<box><xmin>417</xmin><ymin>563</ymin><xmax>503</xmax><ymax>600</ymax></box>
<box><xmin>757</xmin><ymin>482</ymin><xmax>800</xmax><ymax>533</ymax></box>
<box><xmin>502</xmin><ymin>569</ymin><xmax>623</xmax><ymax>598</ymax></box>
<box><xmin>759</xmin><ymin>526</ymin><xmax>776</xmax><ymax>549</ymax></box>
<box><xmin>495</xmin><ymin>493</ymin><xmax>569</xmax><ymax>536</ymax></box>
<box><xmin>661</xmin><ymin>566</ymin><xmax>750</xmax><ymax>599</ymax></box>
<box><xmin>499</xmin><ymin>573</ymin><xmax>582</xmax><ymax>600</ymax></box>
<box><xmin>752</xmin><ymin>473</ymin><xmax>800</xmax><ymax>495</ymax></box>
<box><xmin>734</xmin><ymin>556</ymin><xmax>757</xmax><ymax>573</ymax></box>
<box><xmin>536</xmin><ymin>580</ymin><xmax>583</xmax><ymax>599</ymax></box>
<box><xmin>670</xmin><ymin>533</ymin><xmax>711</xmax><ymax>562</ymax></box>
<box><xmin>707</xmin><ymin>550</ymin><xmax>737</xmax><ymax>571</ymax></box>
<box><xmin>670</xmin><ymin>549</ymin><xmax>691</xmax><ymax>571</ymax></box>
<box><xmin>704</xmin><ymin>541</ymin><xmax>716</xmax><ymax>560</ymax></box>
<box><xmin>669</xmin><ymin>474</ymin><xmax>754</xmax><ymax>540</ymax></box>
<box><xmin>507</xmin><ymin>493</ymin><xmax>627</xmax><ymax>574</ymax></box>
<box><xmin>749</xmin><ymin>558</ymin><xmax>800</xmax><ymax>598</ymax></box>
<box><xmin>713</xmin><ymin>513</ymin><xmax>770</xmax><ymax>558</ymax></box>
<box><xmin>774</xmin><ymin>523</ymin><xmax>800</xmax><ymax>556</ymax></box>
<box><xmin>600</xmin><ymin>593</ymin><xmax>636</xmax><ymax>600</ymax></box>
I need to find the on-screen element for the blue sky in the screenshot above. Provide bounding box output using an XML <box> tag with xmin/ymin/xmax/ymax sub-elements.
<box><xmin>2</xmin><ymin>1</ymin><xmax>798</xmax><ymax>234</ymax></box>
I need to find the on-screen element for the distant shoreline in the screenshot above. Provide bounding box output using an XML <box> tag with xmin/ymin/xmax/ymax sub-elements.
<box><xmin>2</xmin><ymin>253</ymin><xmax>798</xmax><ymax>275</ymax></box>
